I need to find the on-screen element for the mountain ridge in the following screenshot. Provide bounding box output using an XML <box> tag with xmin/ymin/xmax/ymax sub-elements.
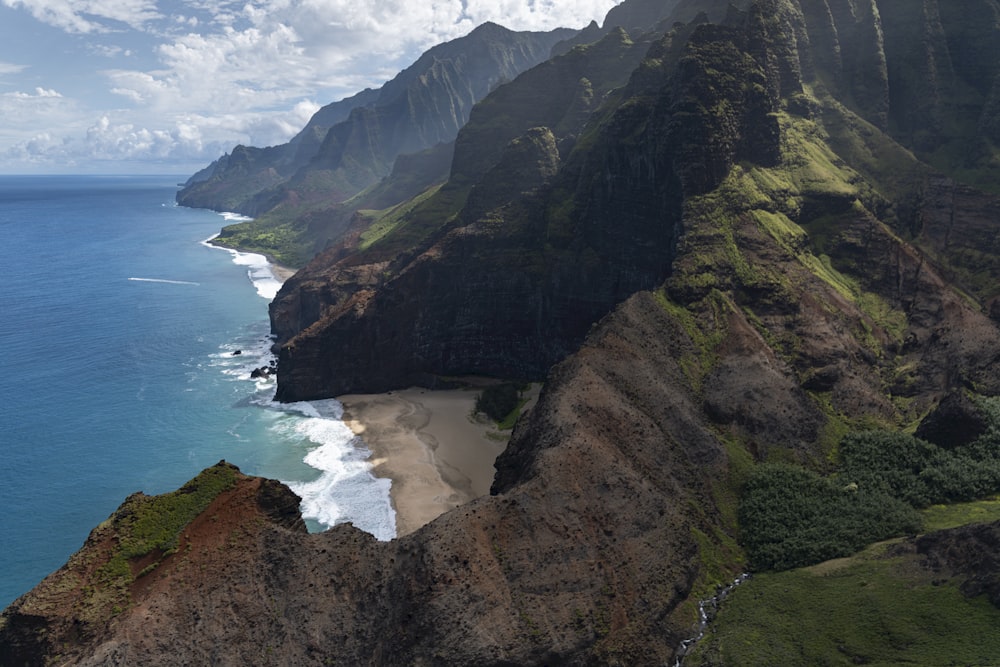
<box><xmin>175</xmin><ymin>23</ymin><xmax>575</xmax><ymax>265</ymax></box>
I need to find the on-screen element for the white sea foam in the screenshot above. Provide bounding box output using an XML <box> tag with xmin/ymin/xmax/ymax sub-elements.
<box><xmin>210</xmin><ymin>329</ymin><xmax>396</xmax><ymax>541</ymax></box>
<box><xmin>128</xmin><ymin>277</ymin><xmax>200</xmax><ymax>286</ymax></box>
<box><xmin>230</xmin><ymin>251</ymin><xmax>283</xmax><ymax>300</ymax></box>
<box><xmin>207</xmin><ymin>324</ymin><xmax>277</xmax><ymax>393</ymax></box>
<box><xmin>201</xmin><ymin>210</ymin><xmax>283</xmax><ymax>301</ymax></box>
<box><xmin>270</xmin><ymin>399</ymin><xmax>397</xmax><ymax>541</ymax></box>
<box><xmin>201</xmin><ymin>210</ymin><xmax>395</xmax><ymax>541</ymax></box>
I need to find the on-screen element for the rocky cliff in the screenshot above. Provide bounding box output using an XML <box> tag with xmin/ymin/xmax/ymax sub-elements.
<box><xmin>175</xmin><ymin>23</ymin><xmax>574</xmax><ymax>265</ymax></box>
<box><xmin>1</xmin><ymin>296</ymin><xmax>743</xmax><ymax>665</ymax></box>
<box><xmin>269</xmin><ymin>0</ymin><xmax>1000</xmax><ymax>408</ymax></box>
<box><xmin>8</xmin><ymin>0</ymin><xmax>1000</xmax><ymax>664</ymax></box>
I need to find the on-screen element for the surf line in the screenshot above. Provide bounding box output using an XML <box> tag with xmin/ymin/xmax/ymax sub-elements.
<box><xmin>128</xmin><ymin>277</ymin><xmax>201</xmax><ymax>286</ymax></box>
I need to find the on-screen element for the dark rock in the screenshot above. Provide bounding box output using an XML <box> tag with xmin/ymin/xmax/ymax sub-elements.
<box><xmin>915</xmin><ymin>390</ymin><xmax>990</xmax><ymax>450</ymax></box>
<box><xmin>256</xmin><ymin>478</ymin><xmax>307</xmax><ymax>532</ymax></box>
<box><xmin>911</xmin><ymin>520</ymin><xmax>1000</xmax><ymax>608</ymax></box>
<box><xmin>801</xmin><ymin>364</ymin><xmax>841</xmax><ymax>391</ymax></box>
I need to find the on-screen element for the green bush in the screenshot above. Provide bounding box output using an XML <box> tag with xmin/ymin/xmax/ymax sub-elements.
<box><xmin>118</xmin><ymin>463</ymin><xmax>238</xmax><ymax>559</ymax></box>
<box><xmin>837</xmin><ymin>431</ymin><xmax>943</xmax><ymax>506</ymax></box>
<box><xmin>741</xmin><ymin>398</ymin><xmax>1000</xmax><ymax>571</ymax></box>
<box><xmin>738</xmin><ymin>463</ymin><xmax>920</xmax><ymax>571</ymax></box>
<box><xmin>475</xmin><ymin>383</ymin><xmax>521</xmax><ymax>422</ymax></box>
<box><xmin>839</xmin><ymin>429</ymin><xmax>1000</xmax><ymax>507</ymax></box>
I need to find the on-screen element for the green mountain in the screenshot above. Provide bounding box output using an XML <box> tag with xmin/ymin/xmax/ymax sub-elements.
<box><xmin>175</xmin><ymin>22</ymin><xmax>575</xmax><ymax>266</ymax></box>
<box><xmin>7</xmin><ymin>1</ymin><xmax>1000</xmax><ymax>664</ymax></box>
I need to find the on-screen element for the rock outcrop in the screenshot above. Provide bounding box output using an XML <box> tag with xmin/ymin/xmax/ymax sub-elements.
<box><xmin>910</xmin><ymin>520</ymin><xmax>1000</xmax><ymax>607</ymax></box>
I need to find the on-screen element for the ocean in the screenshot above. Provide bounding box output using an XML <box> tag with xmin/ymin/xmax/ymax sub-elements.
<box><xmin>0</xmin><ymin>175</ymin><xmax>395</xmax><ymax>609</ymax></box>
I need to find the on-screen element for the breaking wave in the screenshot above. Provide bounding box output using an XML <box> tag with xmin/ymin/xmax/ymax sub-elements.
<box><xmin>203</xmin><ymin>224</ymin><xmax>397</xmax><ymax>540</ymax></box>
<box><xmin>128</xmin><ymin>277</ymin><xmax>200</xmax><ymax>286</ymax></box>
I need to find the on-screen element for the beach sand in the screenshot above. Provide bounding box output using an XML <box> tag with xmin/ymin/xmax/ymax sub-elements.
<box><xmin>338</xmin><ymin>387</ymin><xmax>510</xmax><ymax>536</ymax></box>
<box><xmin>269</xmin><ymin>263</ymin><xmax>297</xmax><ymax>282</ymax></box>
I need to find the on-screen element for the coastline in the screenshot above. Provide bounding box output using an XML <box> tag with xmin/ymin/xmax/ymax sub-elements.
<box><xmin>338</xmin><ymin>388</ymin><xmax>508</xmax><ymax>536</ymax></box>
<box><xmin>207</xmin><ymin>226</ymin><xmax>502</xmax><ymax>538</ymax></box>
<box><xmin>203</xmin><ymin>233</ymin><xmax>298</xmax><ymax>282</ymax></box>
<box><xmin>267</xmin><ymin>261</ymin><xmax>297</xmax><ymax>282</ymax></box>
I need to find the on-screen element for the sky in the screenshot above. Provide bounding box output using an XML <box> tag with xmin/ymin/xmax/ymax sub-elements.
<box><xmin>0</xmin><ymin>0</ymin><xmax>622</xmax><ymax>175</ymax></box>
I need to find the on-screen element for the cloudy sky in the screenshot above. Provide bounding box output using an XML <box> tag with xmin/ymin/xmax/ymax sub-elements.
<box><xmin>0</xmin><ymin>0</ymin><xmax>621</xmax><ymax>175</ymax></box>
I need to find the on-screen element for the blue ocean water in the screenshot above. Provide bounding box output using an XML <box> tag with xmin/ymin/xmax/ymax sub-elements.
<box><xmin>0</xmin><ymin>175</ymin><xmax>394</xmax><ymax>609</ymax></box>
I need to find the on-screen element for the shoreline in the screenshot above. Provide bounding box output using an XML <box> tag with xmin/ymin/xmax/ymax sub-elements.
<box><xmin>212</xmin><ymin>224</ymin><xmax>504</xmax><ymax>538</ymax></box>
<box><xmin>267</xmin><ymin>262</ymin><xmax>297</xmax><ymax>282</ymax></box>
<box><xmin>338</xmin><ymin>388</ymin><xmax>508</xmax><ymax>536</ymax></box>
<box><xmin>203</xmin><ymin>233</ymin><xmax>299</xmax><ymax>283</ymax></box>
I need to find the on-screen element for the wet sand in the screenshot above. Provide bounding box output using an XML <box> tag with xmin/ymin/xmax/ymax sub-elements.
<box><xmin>338</xmin><ymin>387</ymin><xmax>509</xmax><ymax>536</ymax></box>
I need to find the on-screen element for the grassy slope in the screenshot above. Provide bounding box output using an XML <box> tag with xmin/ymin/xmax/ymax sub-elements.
<box><xmin>686</xmin><ymin>500</ymin><xmax>1000</xmax><ymax>666</ymax></box>
<box><xmin>669</xmin><ymin>76</ymin><xmax>1000</xmax><ymax>662</ymax></box>
<box><xmin>12</xmin><ymin>463</ymin><xmax>239</xmax><ymax>628</ymax></box>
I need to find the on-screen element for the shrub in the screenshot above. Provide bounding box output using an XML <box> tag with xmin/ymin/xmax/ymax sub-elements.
<box><xmin>475</xmin><ymin>383</ymin><xmax>521</xmax><ymax>422</ymax></box>
<box><xmin>739</xmin><ymin>463</ymin><xmax>920</xmax><ymax>571</ymax></box>
<box><xmin>741</xmin><ymin>399</ymin><xmax>1000</xmax><ymax>572</ymax></box>
<box><xmin>839</xmin><ymin>428</ymin><xmax>1000</xmax><ymax>507</ymax></box>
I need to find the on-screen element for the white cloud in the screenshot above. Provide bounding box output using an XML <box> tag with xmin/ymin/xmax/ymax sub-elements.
<box><xmin>0</xmin><ymin>88</ymin><xmax>85</xmax><ymax>165</ymax></box>
<box><xmin>1</xmin><ymin>0</ymin><xmax>624</xmax><ymax>172</ymax></box>
<box><xmin>6</xmin><ymin>113</ymin><xmax>218</xmax><ymax>168</ymax></box>
<box><xmin>90</xmin><ymin>44</ymin><xmax>134</xmax><ymax>58</ymax></box>
<box><xmin>3</xmin><ymin>99</ymin><xmax>325</xmax><ymax>170</ymax></box>
<box><xmin>2</xmin><ymin>0</ymin><xmax>162</xmax><ymax>33</ymax></box>
<box><xmin>10</xmin><ymin>87</ymin><xmax>62</xmax><ymax>98</ymax></box>
<box><xmin>0</xmin><ymin>87</ymin><xmax>74</xmax><ymax>130</ymax></box>
<box><xmin>105</xmin><ymin>23</ymin><xmax>314</xmax><ymax>116</ymax></box>
<box><xmin>0</xmin><ymin>61</ymin><xmax>28</xmax><ymax>75</ymax></box>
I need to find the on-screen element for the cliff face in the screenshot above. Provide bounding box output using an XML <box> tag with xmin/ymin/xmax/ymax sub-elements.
<box><xmin>0</xmin><ymin>297</ymin><xmax>741</xmax><ymax>666</ymax></box>
<box><xmin>176</xmin><ymin>24</ymin><xmax>572</xmax><ymax>220</ymax></box>
<box><xmin>269</xmin><ymin>0</ymin><xmax>1000</xmax><ymax>406</ymax></box>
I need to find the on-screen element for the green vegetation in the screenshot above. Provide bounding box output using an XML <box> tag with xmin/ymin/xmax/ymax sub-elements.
<box><xmin>738</xmin><ymin>462</ymin><xmax>920</xmax><ymax>571</ymax></box>
<box><xmin>475</xmin><ymin>383</ymin><xmax>522</xmax><ymax>423</ymax></box>
<box><xmin>80</xmin><ymin>463</ymin><xmax>238</xmax><ymax>618</ymax></box>
<box><xmin>358</xmin><ymin>184</ymin><xmax>444</xmax><ymax>250</ymax></box>
<box><xmin>740</xmin><ymin>397</ymin><xmax>1000</xmax><ymax>571</ymax></box>
<box><xmin>359</xmin><ymin>183</ymin><xmax>469</xmax><ymax>260</ymax></box>
<box><xmin>838</xmin><ymin>428</ymin><xmax>1000</xmax><ymax>508</ymax></box>
<box><xmin>921</xmin><ymin>497</ymin><xmax>1000</xmax><ymax>532</ymax></box>
<box><xmin>213</xmin><ymin>217</ymin><xmax>311</xmax><ymax>268</ymax></box>
<box><xmin>653</xmin><ymin>287</ymin><xmax>731</xmax><ymax>392</ymax></box>
<box><xmin>685</xmin><ymin>543</ymin><xmax>1000</xmax><ymax>666</ymax></box>
<box><xmin>116</xmin><ymin>463</ymin><xmax>238</xmax><ymax>560</ymax></box>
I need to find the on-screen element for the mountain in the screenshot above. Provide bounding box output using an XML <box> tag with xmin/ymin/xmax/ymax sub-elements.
<box><xmin>268</xmin><ymin>0</ymin><xmax>1000</xmax><ymax>409</ymax></box>
<box><xmin>8</xmin><ymin>0</ymin><xmax>1000</xmax><ymax>664</ymax></box>
<box><xmin>175</xmin><ymin>22</ymin><xmax>575</xmax><ymax>266</ymax></box>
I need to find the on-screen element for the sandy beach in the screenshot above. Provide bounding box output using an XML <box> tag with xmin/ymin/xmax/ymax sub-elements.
<box><xmin>269</xmin><ymin>262</ymin><xmax>297</xmax><ymax>282</ymax></box>
<box><xmin>338</xmin><ymin>387</ymin><xmax>512</xmax><ymax>536</ymax></box>
<box><xmin>265</xmin><ymin>255</ymin><xmax>523</xmax><ymax>536</ymax></box>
